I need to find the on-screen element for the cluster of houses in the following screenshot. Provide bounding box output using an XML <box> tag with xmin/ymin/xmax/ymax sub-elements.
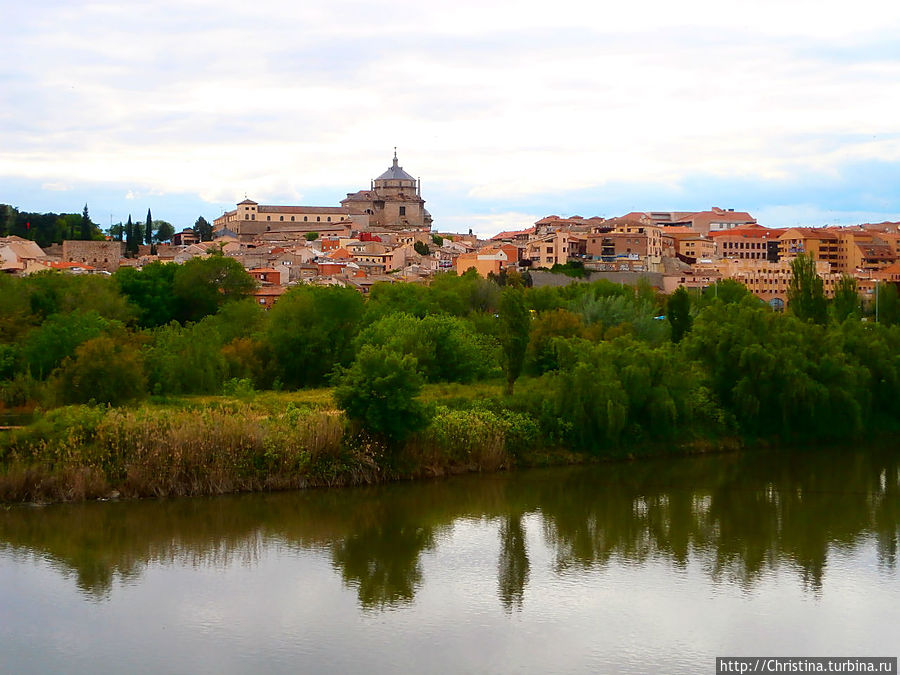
<box><xmin>4</xmin><ymin>154</ymin><xmax>900</xmax><ymax>310</ymax></box>
<box><xmin>478</xmin><ymin>209</ymin><xmax>900</xmax><ymax>309</ymax></box>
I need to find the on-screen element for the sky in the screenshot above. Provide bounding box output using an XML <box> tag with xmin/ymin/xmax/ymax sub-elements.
<box><xmin>3</xmin><ymin>0</ymin><xmax>900</xmax><ymax>238</ymax></box>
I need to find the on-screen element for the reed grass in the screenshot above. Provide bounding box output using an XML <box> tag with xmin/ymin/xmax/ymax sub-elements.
<box><xmin>0</xmin><ymin>388</ymin><xmax>556</xmax><ymax>504</ymax></box>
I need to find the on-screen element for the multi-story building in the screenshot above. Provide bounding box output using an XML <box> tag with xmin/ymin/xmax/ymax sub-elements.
<box><xmin>778</xmin><ymin>228</ymin><xmax>839</xmax><ymax>270</ymax></box>
<box><xmin>524</xmin><ymin>231</ymin><xmax>574</xmax><ymax>267</ymax></box>
<box><xmin>693</xmin><ymin>258</ymin><xmax>841</xmax><ymax>308</ymax></box>
<box><xmin>584</xmin><ymin>219</ymin><xmax>663</xmax><ymax>266</ymax></box>
<box><xmin>660</xmin><ymin>228</ymin><xmax>716</xmax><ymax>262</ymax></box>
<box><xmin>625</xmin><ymin>207</ymin><xmax>757</xmax><ymax>235</ymax></box>
<box><xmin>711</xmin><ymin>225</ymin><xmax>780</xmax><ymax>262</ymax></box>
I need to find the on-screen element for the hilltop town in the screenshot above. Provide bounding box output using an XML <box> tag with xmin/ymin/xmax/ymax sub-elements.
<box><xmin>3</xmin><ymin>152</ymin><xmax>899</xmax><ymax>309</ymax></box>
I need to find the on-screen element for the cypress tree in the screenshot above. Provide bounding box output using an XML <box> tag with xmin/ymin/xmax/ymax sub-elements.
<box><xmin>125</xmin><ymin>215</ymin><xmax>137</xmax><ymax>257</ymax></box>
<box><xmin>80</xmin><ymin>204</ymin><xmax>92</xmax><ymax>240</ymax></box>
<box><xmin>145</xmin><ymin>209</ymin><xmax>153</xmax><ymax>245</ymax></box>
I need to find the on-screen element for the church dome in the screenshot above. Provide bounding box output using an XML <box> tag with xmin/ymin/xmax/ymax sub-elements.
<box><xmin>375</xmin><ymin>151</ymin><xmax>416</xmax><ymax>182</ymax></box>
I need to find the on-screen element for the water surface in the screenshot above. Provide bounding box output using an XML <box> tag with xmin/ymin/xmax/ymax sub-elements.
<box><xmin>1</xmin><ymin>448</ymin><xmax>898</xmax><ymax>673</ymax></box>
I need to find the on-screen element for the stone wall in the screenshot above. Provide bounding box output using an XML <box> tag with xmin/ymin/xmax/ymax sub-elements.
<box><xmin>62</xmin><ymin>240</ymin><xmax>125</xmax><ymax>272</ymax></box>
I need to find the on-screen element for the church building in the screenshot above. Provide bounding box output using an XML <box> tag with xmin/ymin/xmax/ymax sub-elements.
<box><xmin>213</xmin><ymin>152</ymin><xmax>432</xmax><ymax>238</ymax></box>
<box><xmin>341</xmin><ymin>151</ymin><xmax>432</xmax><ymax>231</ymax></box>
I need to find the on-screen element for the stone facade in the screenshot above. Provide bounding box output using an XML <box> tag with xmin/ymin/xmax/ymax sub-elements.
<box><xmin>214</xmin><ymin>152</ymin><xmax>432</xmax><ymax>237</ymax></box>
<box><xmin>341</xmin><ymin>153</ymin><xmax>432</xmax><ymax>231</ymax></box>
<box><xmin>61</xmin><ymin>240</ymin><xmax>124</xmax><ymax>272</ymax></box>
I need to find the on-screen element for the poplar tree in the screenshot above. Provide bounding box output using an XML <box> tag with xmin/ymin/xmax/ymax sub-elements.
<box><xmin>788</xmin><ymin>253</ymin><xmax>827</xmax><ymax>325</ymax></box>
<box><xmin>498</xmin><ymin>287</ymin><xmax>531</xmax><ymax>395</ymax></box>
<box><xmin>667</xmin><ymin>286</ymin><xmax>692</xmax><ymax>342</ymax></box>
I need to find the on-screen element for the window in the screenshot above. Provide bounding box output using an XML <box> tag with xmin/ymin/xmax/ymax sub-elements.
<box><xmin>267</xmin><ymin>216</ymin><xmax>271</xmax><ymax>221</ymax></box>
<box><xmin>399</xmin><ymin>207</ymin><xmax>406</xmax><ymax>216</ymax></box>
<box><xmin>327</xmin><ymin>217</ymin><xmax>331</xmax><ymax>222</ymax></box>
<box><xmin>280</xmin><ymin>216</ymin><xmax>284</xmax><ymax>221</ymax></box>
<box><xmin>304</xmin><ymin>216</ymin><xmax>308</xmax><ymax>222</ymax></box>
<box><xmin>291</xmin><ymin>216</ymin><xmax>295</xmax><ymax>222</ymax></box>
<box><xmin>317</xmin><ymin>217</ymin><xmax>321</xmax><ymax>222</ymax></box>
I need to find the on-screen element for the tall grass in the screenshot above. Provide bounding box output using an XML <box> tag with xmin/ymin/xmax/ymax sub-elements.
<box><xmin>0</xmin><ymin>402</ymin><xmax>350</xmax><ymax>501</ymax></box>
<box><xmin>0</xmin><ymin>390</ymin><xmax>573</xmax><ymax>504</ymax></box>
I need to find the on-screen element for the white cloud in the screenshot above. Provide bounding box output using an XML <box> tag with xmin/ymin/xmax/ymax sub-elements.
<box><xmin>439</xmin><ymin>212</ymin><xmax>542</xmax><ymax>239</ymax></box>
<box><xmin>41</xmin><ymin>182</ymin><xmax>71</xmax><ymax>191</ymax></box>
<box><xmin>3</xmin><ymin>0</ymin><xmax>900</xmax><ymax>233</ymax></box>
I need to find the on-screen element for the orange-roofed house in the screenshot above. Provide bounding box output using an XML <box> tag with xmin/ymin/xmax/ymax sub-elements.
<box><xmin>455</xmin><ymin>244</ymin><xmax>520</xmax><ymax>277</ymax></box>
<box><xmin>248</xmin><ymin>267</ymin><xmax>287</xmax><ymax>285</ymax></box>
<box><xmin>251</xmin><ymin>285</ymin><xmax>287</xmax><ymax>308</ymax></box>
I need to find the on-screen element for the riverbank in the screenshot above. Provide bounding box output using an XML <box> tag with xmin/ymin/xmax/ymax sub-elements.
<box><xmin>0</xmin><ymin>380</ymin><xmax>743</xmax><ymax>504</ymax></box>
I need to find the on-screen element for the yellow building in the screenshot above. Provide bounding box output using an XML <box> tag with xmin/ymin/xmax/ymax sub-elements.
<box><xmin>778</xmin><ymin>228</ymin><xmax>839</xmax><ymax>270</ymax></box>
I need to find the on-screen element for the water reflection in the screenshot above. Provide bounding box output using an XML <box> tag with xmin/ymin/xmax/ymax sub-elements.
<box><xmin>0</xmin><ymin>447</ymin><xmax>897</xmax><ymax>609</ymax></box>
<box><xmin>498</xmin><ymin>514</ymin><xmax>529</xmax><ymax>612</ymax></box>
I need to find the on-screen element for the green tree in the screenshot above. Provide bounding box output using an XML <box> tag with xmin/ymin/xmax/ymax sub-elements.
<box><xmin>108</xmin><ymin>222</ymin><xmax>124</xmax><ymax>241</ymax></box>
<box><xmin>788</xmin><ymin>254</ymin><xmax>827</xmax><ymax>324</ymax></box>
<box><xmin>172</xmin><ymin>256</ymin><xmax>256</xmax><ymax>323</ymax></box>
<box><xmin>413</xmin><ymin>240</ymin><xmax>430</xmax><ymax>256</ymax></box>
<box><xmin>23</xmin><ymin>310</ymin><xmax>111</xmax><ymax>379</ymax></box>
<box><xmin>144</xmin><ymin>320</ymin><xmax>227</xmax><ymax>394</ymax></box>
<box><xmin>525</xmin><ymin>308</ymin><xmax>583</xmax><ymax>375</ymax></box>
<box><xmin>832</xmin><ymin>275</ymin><xmax>860</xmax><ymax>323</ymax></box>
<box><xmin>265</xmin><ymin>285</ymin><xmax>364</xmax><ymax>388</ymax></box>
<box><xmin>80</xmin><ymin>204</ymin><xmax>93</xmax><ymax>240</ymax></box>
<box><xmin>874</xmin><ymin>282</ymin><xmax>900</xmax><ymax>325</ymax></box>
<box><xmin>125</xmin><ymin>215</ymin><xmax>139</xmax><ymax>257</ymax></box>
<box><xmin>355</xmin><ymin>313</ymin><xmax>498</xmax><ymax>383</ymax></box>
<box><xmin>365</xmin><ymin>282</ymin><xmax>435</xmax><ymax>321</ymax></box>
<box><xmin>334</xmin><ymin>344</ymin><xmax>428</xmax><ymax>442</ymax></box>
<box><xmin>22</xmin><ymin>271</ymin><xmax>133</xmax><ymax>323</ymax></box>
<box><xmin>498</xmin><ymin>287</ymin><xmax>531</xmax><ymax>394</ymax></box>
<box><xmin>193</xmin><ymin>216</ymin><xmax>213</xmax><ymax>242</ymax></box>
<box><xmin>56</xmin><ymin>336</ymin><xmax>146</xmax><ymax>405</ymax></box>
<box><xmin>115</xmin><ymin>262</ymin><xmax>181</xmax><ymax>327</ymax></box>
<box><xmin>305</xmin><ymin>231</ymin><xmax>319</xmax><ymax>241</ymax></box>
<box><xmin>144</xmin><ymin>209</ymin><xmax>153</xmax><ymax>246</ymax></box>
<box><xmin>667</xmin><ymin>286</ymin><xmax>692</xmax><ymax>343</ymax></box>
<box><xmin>702</xmin><ymin>279</ymin><xmax>751</xmax><ymax>305</ymax></box>
<box><xmin>153</xmin><ymin>220</ymin><xmax>175</xmax><ymax>243</ymax></box>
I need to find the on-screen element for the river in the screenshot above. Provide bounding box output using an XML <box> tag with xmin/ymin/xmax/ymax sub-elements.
<box><xmin>1</xmin><ymin>447</ymin><xmax>897</xmax><ymax>673</ymax></box>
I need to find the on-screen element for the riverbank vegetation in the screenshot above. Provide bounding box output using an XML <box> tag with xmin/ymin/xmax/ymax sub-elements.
<box><xmin>2</xmin><ymin>253</ymin><xmax>900</xmax><ymax>502</ymax></box>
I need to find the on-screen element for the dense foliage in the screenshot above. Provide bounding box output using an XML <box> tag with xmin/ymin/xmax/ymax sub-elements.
<box><xmin>2</xmin><ymin>263</ymin><xmax>899</xmax><ymax>463</ymax></box>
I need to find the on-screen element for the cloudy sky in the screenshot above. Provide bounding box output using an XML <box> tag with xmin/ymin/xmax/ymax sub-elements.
<box><xmin>3</xmin><ymin>0</ymin><xmax>900</xmax><ymax>237</ymax></box>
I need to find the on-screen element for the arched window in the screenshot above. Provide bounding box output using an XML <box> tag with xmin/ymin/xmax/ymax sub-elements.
<box><xmin>317</xmin><ymin>217</ymin><xmax>321</xmax><ymax>222</ymax></box>
<box><xmin>280</xmin><ymin>216</ymin><xmax>284</xmax><ymax>221</ymax></box>
<box><xmin>304</xmin><ymin>216</ymin><xmax>308</xmax><ymax>222</ymax></box>
<box><xmin>291</xmin><ymin>216</ymin><xmax>295</xmax><ymax>222</ymax></box>
<box><xmin>327</xmin><ymin>217</ymin><xmax>331</xmax><ymax>222</ymax></box>
<box><xmin>267</xmin><ymin>216</ymin><xmax>271</xmax><ymax>221</ymax></box>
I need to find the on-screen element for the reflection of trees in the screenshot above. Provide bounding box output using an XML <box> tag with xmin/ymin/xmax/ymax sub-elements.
<box><xmin>0</xmin><ymin>447</ymin><xmax>897</xmax><ymax>606</ymax></box>
<box><xmin>331</xmin><ymin>519</ymin><xmax>434</xmax><ymax>610</ymax></box>
<box><xmin>532</xmin><ymin>449</ymin><xmax>900</xmax><ymax>592</ymax></box>
<box><xmin>498</xmin><ymin>514</ymin><xmax>529</xmax><ymax>612</ymax></box>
